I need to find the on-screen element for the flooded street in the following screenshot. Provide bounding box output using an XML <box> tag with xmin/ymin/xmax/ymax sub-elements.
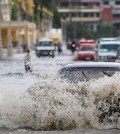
<box><xmin>0</xmin><ymin>128</ymin><xmax>120</xmax><ymax>134</ymax></box>
<box><xmin>0</xmin><ymin>51</ymin><xmax>120</xmax><ymax>133</ymax></box>
<box><xmin>1</xmin><ymin>0</ymin><xmax>120</xmax><ymax>133</ymax></box>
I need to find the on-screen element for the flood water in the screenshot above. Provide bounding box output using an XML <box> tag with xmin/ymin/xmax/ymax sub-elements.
<box><xmin>0</xmin><ymin>52</ymin><xmax>120</xmax><ymax>133</ymax></box>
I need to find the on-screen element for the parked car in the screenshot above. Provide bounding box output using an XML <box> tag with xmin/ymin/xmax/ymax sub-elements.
<box><xmin>77</xmin><ymin>40</ymin><xmax>96</xmax><ymax>61</ymax></box>
<box><xmin>115</xmin><ymin>47</ymin><xmax>120</xmax><ymax>63</ymax></box>
<box><xmin>35</xmin><ymin>38</ymin><xmax>55</xmax><ymax>57</ymax></box>
<box><xmin>58</xmin><ymin>62</ymin><xmax>120</xmax><ymax>83</ymax></box>
<box><xmin>97</xmin><ymin>38</ymin><xmax>120</xmax><ymax>62</ymax></box>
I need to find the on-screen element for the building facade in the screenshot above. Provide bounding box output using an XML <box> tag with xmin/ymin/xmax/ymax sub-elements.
<box><xmin>100</xmin><ymin>0</ymin><xmax>120</xmax><ymax>33</ymax></box>
<box><xmin>0</xmin><ymin>0</ymin><xmax>54</xmax><ymax>48</ymax></box>
<box><xmin>0</xmin><ymin>0</ymin><xmax>11</xmax><ymax>22</ymax></box>
<box><xmin>41</xmin><ymin>7</ymin><xmax>53</xmax><ymax>37</ymax></box>
<box><xmin>16</xmin><ymin>0</ymin><xmax>34</xmax><ymax>16</ymax></box>
<box><xmin>58</xmin><ymin>0</ymin><xmax>100</xmax><ymax>32</ymax></box>
<box><xmin>0</xmin><ymin>0</ymin><xmax>37</xmax><ymax>48</ymax></box>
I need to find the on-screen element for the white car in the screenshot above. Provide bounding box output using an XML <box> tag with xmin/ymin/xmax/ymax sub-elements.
<box><xmin>35</xmin><ymin>38</ymin><xmax>55</xmax><ymax>57</ymax></box>
<box><xmin>97</xmin><ymin>38</ymin><xmax>120</xmax><ymax>62</ymax></box>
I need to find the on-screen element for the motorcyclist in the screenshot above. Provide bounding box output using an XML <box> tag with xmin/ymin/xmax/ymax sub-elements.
<box><xmin>71</xmin><ymin>40</ymin><xmax>76</xmax><ymax>54</ymax></box>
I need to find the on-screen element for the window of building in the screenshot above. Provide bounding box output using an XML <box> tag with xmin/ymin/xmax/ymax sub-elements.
<box><xmin>60</xmin><ymin>2</ymin><xmax>68</xmax><ymax>7</ymax></box>
<box><xmin>62</xmin><ymin>13</ymin><xmax>69</xmax><ymax>17</ymax></box>
<box><xmin>83</xmin><ymin>13</ymin><xmax>89</xmax><ymax>17</ymax></box>
<box><xmin>113</xmin><ymin>13</ymin><xmax>120</xmax><ymax>18</ymax></box>
<box><xmin>82</xmin><ymin>3</ymin><xmax>89</xmax><ymax>7</ymax></box>
<box><xmin>89</xmin><ymin>13</ymin><xmax>94</xmax><ymax>17</ymax></box>
<box><xmin>90</xmin><ymin>25</ymin><xmax>93</xmax><ymax>30</ymax></box>
<box><xmin>97</xmin><ymin>25</ymin><xmax>100</xmax><ymax>30</ymax></box>
<box><xmin>96</xmin><ymin>3</ymin><xmax>100</xmax><ymax>6</ymax></box>
<box><xmin>71</xmin><ymin>13</ymin><xmax>77</xmax><ymax>17</ymax></box>
<box><xmin>115</xmin><ymin>1</ymin><xmax>120</xmax><ymax>5</ymax></box>
<box><xmin>96</xmin><ymin>13</ymin><xmax>100</xmax><ymax>17</ymax></box>
<box><xmin>103</xmin><ymin>13</ymin><xmax>109</xmax><ymax>17</ymax></box>
<box><xmin>78</xmin><ymin>13</ymin><xmax>81</xmax><ymax>17</ymax></box>
<box><xmin>71</xmin><ymin>2</ymin><xmax>78</xmax><ymax>6</ymax></box>
<box><xmin>103</xmin><ymin>1</ymin><xmax>109</xmax><ymax>5</ymax></box>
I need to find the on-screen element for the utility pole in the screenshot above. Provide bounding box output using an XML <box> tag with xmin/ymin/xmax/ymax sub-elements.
<box><xmin>25</xmin><ymin>1</ymin><xmax>29</xmax><ymax>49</ymax></box>
<box><xmin>68</xmin><ymin>0</ymin><xmax>72</xmax><ymax>40</ymax></box>
<box><xmin>31</xmin><ymin>14</ymin><xmax>35</xmax><ymax>49</ymax></box>
<box><xmin>42</xmin><ymin>11</ymin><xmax>46</xmax><ymax>37</ymax></box>
<box><xmin>69</xmin><ymin>0</ymin><xmax>72</xmax><ymax>24</ymax></box>
<box><xmin>37</xmin><ymin>7</ymin><xmax>40</xmax><ymax>38</ymax></box>
<box><xmin>17</xmin><ymin>4</ymin><xmax>22</xmax><ymax>53</ymax></box>
<box><xmin>64</xmin><ymin>22</ymin><xmax>67</xmax><ymax>44</ymax></box>
<box><xmin>8</xmin><ymin>1</ymin><xmax>13</xmax><ymax>57</ymax></box>
<box><xmin>0</xmin><ymin>0</ymin><xmax>3</xmax><ymax>60</ymax></box>
<box><xmin>25</xmin><ymin>14</ymin><xmax>28</xmax><ymax>48</ymax></box>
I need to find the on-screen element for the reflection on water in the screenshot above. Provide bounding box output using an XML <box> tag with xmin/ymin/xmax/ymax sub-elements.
<box><xmin>0</xmin><ymin>73</ymin><xmax>120</xmax><ymax>131</ymax></box>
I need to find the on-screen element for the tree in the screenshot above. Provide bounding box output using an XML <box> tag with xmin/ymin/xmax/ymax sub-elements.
<box><xmin>98</xmin><ymin>24</ymin><xmax>113</xmax><ymax>37</ymax></box>
<box><xmin>53</xmin><ymin>10</ymin><xmax>61</xmax><ymax>28</ymax></box>
<box><xmin>33</xmin><ymin>0</ymin><xmax>62</xmax><ymax>28</ymax></box>
<box><xmin>11</xmin><ymin>3</ymin><xmax>18</xmax><ymax>20</ymax></box>
<box><xmin>67</xmin><ymin>23</ymin><xmax>94</xmax><ymax>40</ymax></box>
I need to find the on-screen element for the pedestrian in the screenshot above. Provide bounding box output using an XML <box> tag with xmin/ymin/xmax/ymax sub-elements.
<box><xmin>57</xmin><ymin>41</ymin><xmax>63</xmax><ymax>55</ymax></box>
<box><xmin>71</xmin><ymin>40</ymin><xmax>76</xmax><ymax>54</ymax></box>
<box><xmin>22</xmin><ymin>42</ymin><xmax>27</xmax><ymax>52</ymax></box>
<box><xmin>24</xmin><ymin>49</ymin><xmax>32</xmax><ymax>73</ymax></box>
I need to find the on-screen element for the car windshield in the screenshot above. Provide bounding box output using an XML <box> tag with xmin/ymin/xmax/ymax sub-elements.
<box><xmin>100</xmin><ymin>44</ymin><xmax>120</xmax><ymax>52</ymax></box>
<box><xmin>80</xmin><ymin>46</ymin><xmax>94</xmax><ymax>51</ymax></box>
<box><xmin>37</xmin><ymin>41</ymin><xmax>53</xmax><ymax>46</ymax></box>
<box><xmin>59</xmin><ymin>67</ymin><xmax>119</xmax><ymax>83</ymax></box>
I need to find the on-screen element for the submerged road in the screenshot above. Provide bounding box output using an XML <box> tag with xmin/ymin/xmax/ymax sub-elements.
<box><xmin>0</xmin><ymin>49</ymin><xmax>120</xmax><ymax>133</ymax></box>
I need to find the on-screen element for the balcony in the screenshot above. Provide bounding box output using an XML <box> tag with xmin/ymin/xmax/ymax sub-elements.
<box><xmin>58</xmin><ymin>5</ymin><xmax>100</xmax><ymax>13</ymax></box>
<box><xmin>66</xmin><ymin>17</ymin><xmax>100</xmax><ymax>22</ymax></box>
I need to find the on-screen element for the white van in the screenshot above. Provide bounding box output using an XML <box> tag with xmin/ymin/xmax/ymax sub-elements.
<box><xmin>35</xmin><ymin>38</ymin><xmax>55</xmax><ymax>57</ymax></box>
<box><xmin>97</xmin><ymin>38</ymin><xmax>120</xmax><ymax>61</ymax></box>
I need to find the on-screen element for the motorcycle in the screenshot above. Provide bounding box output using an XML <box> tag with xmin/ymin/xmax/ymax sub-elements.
<box><xmin>71</xmin><ymin>43</ymin><xmax>76</xmax><ymax>54</ymax></box>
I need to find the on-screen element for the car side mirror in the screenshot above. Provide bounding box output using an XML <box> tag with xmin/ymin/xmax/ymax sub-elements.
<box><xmin>95</xmin><ymin>48</ymin><xmax>98</xmax><ymax>52</ymax></box>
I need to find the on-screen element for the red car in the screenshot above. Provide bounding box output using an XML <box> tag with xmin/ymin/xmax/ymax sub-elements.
<box><xmin>77</xmin><ymin>40</ymin><xmax>96</xmax><ymax>61</ymax></box>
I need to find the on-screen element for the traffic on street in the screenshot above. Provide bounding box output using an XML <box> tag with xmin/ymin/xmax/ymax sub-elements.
<box><xmin>0</xmin><ymin>0</ymin><xmax>120</xmax><ymax>134</ymax></box>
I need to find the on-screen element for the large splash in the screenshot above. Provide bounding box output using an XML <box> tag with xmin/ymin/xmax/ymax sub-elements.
<box><xmin>0</xmin><ymin>73</ymin><xmax>120</xmax><ymax>130</ymax></box>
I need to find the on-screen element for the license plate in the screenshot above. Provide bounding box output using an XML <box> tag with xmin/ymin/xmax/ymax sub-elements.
<box><xmin>86</xmin><ymin>57</ymin><xmax>90</xmax><ymax>60</ymax></box>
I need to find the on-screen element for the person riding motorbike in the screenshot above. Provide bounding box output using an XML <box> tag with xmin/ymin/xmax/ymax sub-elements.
<box><xmin>71</xmin><ymin>40</ymin><xmax>76</xmax><ymax>54</ymax></box>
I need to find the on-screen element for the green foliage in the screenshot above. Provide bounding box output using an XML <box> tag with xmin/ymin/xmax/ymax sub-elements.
<box><xmin>12</xmin><ymin>40</ymin><xmax>18</xmax><ymax>48</ymax></box>
<box><xmin>67</xmin><ymin>23</ymin><xmax>93</xmax><ymax>40</ymax></box>
<box><xmin>66</xmin><ymin>23</ymin><xmax>116</xmax><ymax>40</ymax></box>
<box><xmin>33</xmin><ymin>0</ymin><xmax>62</xmax><ymax>28</ymax></box>
<box><xmin>34</xmin><ymin>0</ymin><xmax>53</xmax><ymax>11</ymax></box>
<box><xmin>11</xmin><ymin>4</ymin><xmax>18</xmax><ymax>20</ymax></box>
<box><xmin>12</xmin><ymin>0</ymin><xmax>16</xmax><ymax>2</ymax></box>
<box><xmin>53</xmin><ymin>10</ymin><xmax>61</xmax><ymax>28</ymax></box>
<box><xmin>98</xmin><ymin>24</ymin><xmax>113</xmax><ymax>37</ymax></box>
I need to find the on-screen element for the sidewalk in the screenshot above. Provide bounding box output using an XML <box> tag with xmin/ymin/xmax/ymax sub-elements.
<box><xmin>1</xmin><ymin>48</ymin><xmax>34</xmax><ymax>61</ymax></box>
<box><xmin>2</xmin><ymin>48</ymin><xmax>17</xmax><ymax>60</ymax></box>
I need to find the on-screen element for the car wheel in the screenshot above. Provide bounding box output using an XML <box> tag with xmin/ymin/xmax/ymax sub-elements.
<box><xmin>51</xmin><ymin>53</ymin><xmax>55</xmax><ymax>58</ymax></box>
<box><xmin>36</xmin><ymin>54</ymin><xmax>40</xmax><ymax>57</ymax></box>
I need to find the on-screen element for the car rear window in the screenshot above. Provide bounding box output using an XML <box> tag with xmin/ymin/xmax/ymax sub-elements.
<box><xmin>37</xmin><ymin>41</ymin><xmax>54</xmax><ymax>46</ymax></box>
<box><xmin>100</xmin><ymin>44</ymin><xmax>120</xmax><ymax>52</ymax></box>
<box><xmin>58</xmin><ymin>67</ymin><xmax>120</xmax><ymax>83</ymax></box>
<box><xmin>80</xmin><ymin>46</ymin><xmax>95</xmax><ymax>51</ymax></box>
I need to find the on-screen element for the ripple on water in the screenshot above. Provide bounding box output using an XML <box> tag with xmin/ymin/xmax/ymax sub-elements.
<box><xmin>0</xmin><ymin>73</ymin><xmax>120</xmax><ymax>130</ymax></box>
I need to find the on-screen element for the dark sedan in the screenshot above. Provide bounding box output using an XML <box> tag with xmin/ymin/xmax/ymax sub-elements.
<box><xmin>58</xmin><ymin>62</ymin><xmax>120</xmax><ymax>83</ymax></box>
